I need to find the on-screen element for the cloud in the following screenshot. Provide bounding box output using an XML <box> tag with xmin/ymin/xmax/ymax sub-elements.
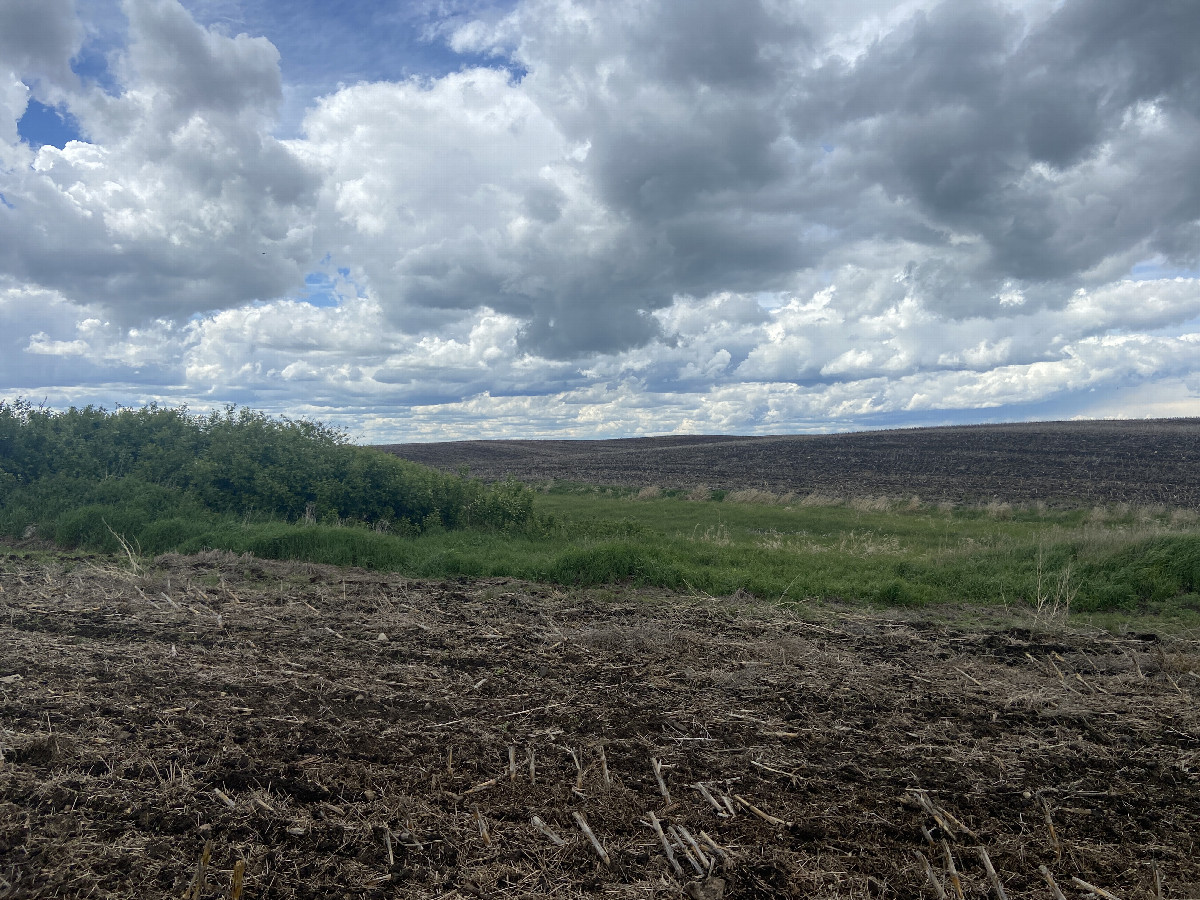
<box><xmin>791</xmin><ymin>0</ymin><xmax>1200</xmax><ymax>292</ymax></box>
<box><xmin>294</xmin><ymin>65</ymin><xmax>683</xmax><ymax>356</ymax></box>
<box><xmin>0</xmin><ymin>0</ymin><xmax>318</xmax><ymax>327</ymax></box>
<box><xmin>433</xmin><ymin>0</ymin><xmax>1200</xmax><ymax>349</ymax></box>
<box><xmin>1</xmin><ymin>0</ymin><xmax>1199</xmax><ymax>436</ymax></box>
<box><xmin>0</xmin><ymin>75</ymin><xmax>30</xmax><ymax>148</ymax></box>
<box><xmin>119</xmin><ymin>0</ymin><xmax>284</xmax><ymax>126</ymax></box>
<box><xmin>0</xmin><ymin>0</ymin><xmax>85</xmax><ymax>89</ymax></box>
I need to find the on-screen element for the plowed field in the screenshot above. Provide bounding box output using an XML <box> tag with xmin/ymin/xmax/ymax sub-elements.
<box><xmin>379</xmin><ymin>419</ymin><xmax>1200</xmax><ymax>508</ymax></box>
<box><xmin>2</xmin><ymin>550</ymin><xmax>1198</xmax><ymax>898</ymax></box>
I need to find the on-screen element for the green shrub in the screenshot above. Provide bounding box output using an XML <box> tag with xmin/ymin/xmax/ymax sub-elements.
<box><xmin>0</xmin><ymin>400</ymin><xmax>534</xmax><ymax>543</ymax></box>
<box><xmin>139</xmin><ymin>517</ymin><xmax>211</xmax><ymax>554</ymax></box>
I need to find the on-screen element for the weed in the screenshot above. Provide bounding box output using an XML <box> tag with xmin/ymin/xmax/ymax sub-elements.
<box><xmin>837</xmin><ymin>530</ymin><xmax>902</xmax><ymax>556</ymax></box>
<box><xmin>1033</xmin><ymin>546</ymin><xmax>1075</xmax><ymax>625</ymax></box>
<box><xmin>103</xmin><ymin>519</ymin><xmax>144</xmax><ymax>576</ymax></box>
<box><xmin>687</xmin><ymin>521</ymin><xmax>731</xmax><ymax>546</ymax></box>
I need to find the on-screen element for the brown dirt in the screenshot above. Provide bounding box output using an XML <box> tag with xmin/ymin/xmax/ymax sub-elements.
<box><xmin>1</xmin><ymin>549</ymin><xmax>1198</xmax><ymax>899</ymax></box>
<box><xmin>377</xmin><ymin>419</ymin><xmax>1200</xmax><ymax>508</ymax></box>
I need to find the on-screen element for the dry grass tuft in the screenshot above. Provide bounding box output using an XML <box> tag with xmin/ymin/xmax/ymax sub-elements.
<box><xmin>1170</xmin><ymin>508</ymin><xmax>1200</xmax><ymax>527</ymax></box>
<box><xmin>687</xmin><ymin>522</ymin><xmax>732</xmax><ymax>546</ymax></box>
<box><xmin>725</xmin><ymin>488</ymin><xmax>783</xmax><ymax>505</ymax></box>
<box><xmin>984</xmin><ymin>500</ymin><xmax>1013</xmax><ymax>519</ymax></box>
<box><xmin>849</xmin><ymin>496</ymin><xmax>893</xmax><ymax>513</ymax></box>
<box><xmin>1033</xmin><ymin>548</ymin><xmax>1075</xmax><ymax>625</ymax></box>
<box><xmin>798</xmin><ymin>492</ymin><xmax>845</xmax><ymax>507</ymax></box>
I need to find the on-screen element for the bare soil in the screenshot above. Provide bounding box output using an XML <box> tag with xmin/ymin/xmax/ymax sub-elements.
<box><xmin>378</xmin><ymin>419</ymin><xmax>1200</xmax><ymax>508</ymax></box>
<box><xmin>2</xmin><ymin>549</ymin><xmax>1198</xmax><ymax>899</ymax></box>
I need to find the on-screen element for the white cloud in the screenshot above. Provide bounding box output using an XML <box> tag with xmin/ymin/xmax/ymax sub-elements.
<box><xmin>0</xmin><ymin>74</ymin><xmax>31</xmax><ymax>148</ymax></box>
<box><xmin>0</xmin><ymin>0</ymin><xmax>318</xmax><ymax>326</ymax></box>
<box><xmin>2</xmin><ymin>0</ymin><xmax>1200</xmax><ymax>437</ymax></box>
<box><xmin>26</xmin><ymin>332</ymin><xmax>89</xmax><ymax>356</ymax></box>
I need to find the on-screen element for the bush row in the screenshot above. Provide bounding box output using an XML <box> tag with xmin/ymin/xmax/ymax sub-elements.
<box><xmin>0</xmin><ymin>401</ymin><xmax>533</xmax><ymax>542</ymax></box>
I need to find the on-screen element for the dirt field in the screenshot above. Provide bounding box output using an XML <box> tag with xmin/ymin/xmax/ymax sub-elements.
<box><xmin>379</xmin><ymin>419</ymin><xmax>1200</xmax><ymax>508</ymax></box>
<box><xmin>2</xmin><ymin>549</ymin><xmax>1198</xmax><ymax>899</ymax></box>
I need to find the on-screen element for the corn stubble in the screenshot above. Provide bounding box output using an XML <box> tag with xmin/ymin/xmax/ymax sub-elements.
<box><xmin>0</xmin><ymin>549</ymin><xmax>1196</xmax><ymax>898</ymax></box>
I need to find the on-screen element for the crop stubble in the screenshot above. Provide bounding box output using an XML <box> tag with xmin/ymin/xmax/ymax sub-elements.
<box><xmin>1</xmin><ymin>551</ymin><xmax>1198</xmax><ymax>898</ymax></box>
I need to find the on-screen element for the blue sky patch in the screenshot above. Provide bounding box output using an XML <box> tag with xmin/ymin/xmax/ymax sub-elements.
<box><xmin>18</xmin><ymin>101</ymin><xmax>84</xmax><ymax>149</ymax></box>
<box><xmin>191</xmin><ymin>0</ymin><xmax>524</xmax><ymax>99</ymax></box>
<box><xmin>1130</xmin><ymin>258</ymin><xmax>1200</xmax><ymax>280</ymax></box>
<box><xmin>302</xmin><ymin>272</ymin><xmax>342</xmax><ymax>308</ymax></box>
<box><xmin>71</xmin><ymin>43</ymin><xmax>122</xmax><ymax>95</ymax></box>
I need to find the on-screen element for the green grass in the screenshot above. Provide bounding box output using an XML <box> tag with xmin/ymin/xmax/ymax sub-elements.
<box><xmin>10</xmin><ymin>483</ymin><xmax>1200</xmax><ymax>624</ymax></box>
<box><xmin>531</xmin><ymin>492</ymin><xmax>1200</xmax><ymax>615</ymax></box>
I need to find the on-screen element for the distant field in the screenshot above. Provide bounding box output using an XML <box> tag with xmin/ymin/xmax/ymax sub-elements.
<box><xmin>379</xmin><ymin>418</ymin><xmax>1200</xmax><ymax>508</ymax></box>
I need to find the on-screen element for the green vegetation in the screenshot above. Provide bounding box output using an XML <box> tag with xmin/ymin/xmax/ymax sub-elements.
<box><xmin>0</xmin><ymin>400</ymin><xmax>533</xmax><ymax>542</ymax></box>
<box><xmin>527</xmin><ymin>489</ymin><xmax>1200</xmax><ymax>621</ymax></box>
<box><xmin>3</xmin><ymin>400</ymin><xmax>1199</xmax><ymax>622</ymax></box>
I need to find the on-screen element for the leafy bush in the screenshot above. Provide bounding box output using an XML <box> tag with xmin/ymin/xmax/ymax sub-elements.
<box><xmin>0</xmin><ymin>400</ymin><xmax>533</xmax><ymax>549</ymax></box>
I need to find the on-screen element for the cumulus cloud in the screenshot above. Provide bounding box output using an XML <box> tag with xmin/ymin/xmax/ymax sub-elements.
<box><xmin>0</xmin><ymin>0</ymin><xmax>85</xmax><ymax>90</ymax></box>
<box><xmin>2</xmin><ymin>0</ymin><xmax>1199</xmax><ymax>436</ymax></box>
<box><xmin>0</xmin><ymin>0</ymin><xmax>318</xmax><ymax>327</ymax></box>
<box><xmin>790</xmin><ymin>0</ymin><xmax>1200</xmax><ymax>294</ymax></box>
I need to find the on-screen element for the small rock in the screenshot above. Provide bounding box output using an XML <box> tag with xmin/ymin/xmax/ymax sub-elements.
<box><xmin>376</xmin><ymin>632</ymin><xmax>389</xmax><ymax>642</ymax></box>
<box><xmin>363</xmin><ymin>789</ymin><xmax>377</xmax><ymax>801</ymax></box>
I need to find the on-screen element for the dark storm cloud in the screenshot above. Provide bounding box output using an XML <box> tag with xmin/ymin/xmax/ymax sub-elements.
<box><xmin>516</xmin><ymin>287</ymin><xmax>663</xmax><ymax>358</ymax></box>
<box><xmin>631</xmin><ymin>0</ymin><xmax>810</xmax><ymax>91</ymax></box>
<box><xmin>587</xmin><ymin>101</ymin><xmax>789</xmax><ymax>218</ymax></box>
<box><xmin>487</xmin><ymin>0</ymin><xmax>819</xmax><ymax>355</ymax></box>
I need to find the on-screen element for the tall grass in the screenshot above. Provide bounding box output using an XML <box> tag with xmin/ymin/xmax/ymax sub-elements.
<box><xmin>9</xmin><ymin>484</ymin><xmax>1198</xmax><ymax>620</ymax></box>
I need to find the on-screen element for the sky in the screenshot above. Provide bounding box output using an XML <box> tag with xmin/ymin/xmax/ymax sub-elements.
<box><xmin>1</xmin><ymin>0</ymin><xmax>1199</xmax><ymax>442</ymax></box>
